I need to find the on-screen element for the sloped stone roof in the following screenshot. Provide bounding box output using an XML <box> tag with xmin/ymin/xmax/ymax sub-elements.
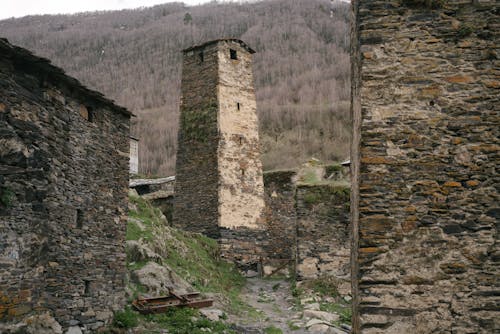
<box><xmin>0</xmin><ymin>38</ymin><xmax>133</xmax><ymax>117</ymax></box>
<box><xmin>182</xmin><ymin>38</ymin><xmax>256</xmax><ymax>54</ymax></box>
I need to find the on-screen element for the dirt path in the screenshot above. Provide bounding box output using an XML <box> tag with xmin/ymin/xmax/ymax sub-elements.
<box><xmin>226</xmin><ymin>278</ymin><xmax>351</xmax><ymax>334</ymax></box>
<box><xmin>228</xmin><ymin>278</ymin><xmax>305</xmax><ymax>333</ymax></box>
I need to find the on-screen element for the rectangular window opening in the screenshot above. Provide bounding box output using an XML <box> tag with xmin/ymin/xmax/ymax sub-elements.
<box><xmin>237</xmin><ymin>102</ymin><xmax>240</xmax><ymax>111</ymax></box>
<box><xmin>230</xmin><ymin>49</ymin><xmax>237</xmax><ymax>60</ymax></box>
<box><xmin>239</xmin><ymin>136</ymin><xmax>243</xmax><ymax>145</ymax></box>
<box><xmin>76</xmin><ymin>209</ymin><xmax>84</xmax><ymax>228</ymax></box>
<box><xmin>87</xmin><ymin>107</ymin><xmax>94</xmax><ymax>123</ymax></box>
<box><xmin>241</xmin><ymin>168</ymin><xmax>245</xmax><ymax>176</ymax></box>
<box><xmin>84</xmin><ymin>280</ymin><xmax>91</xmax><ymax>296</ymax></box>
<box><xmin>199</xmin><ymin>51</ymin><xmax>204</xmax><ymax>63</ymax></box>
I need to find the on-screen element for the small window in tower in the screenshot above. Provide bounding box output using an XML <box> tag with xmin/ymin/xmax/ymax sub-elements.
<box><xmin>241</xmin><ymin>168</ymin><xmax>245</xmax><ymax>176</ymax></box>
<box><xmin>87</xmin><ymin>107</ymin><xmax>94</xmax><ymax>123</ymax></box>
<box><xmin>76</xmin><ymin>209</ymin><xmax>84</xmax><ymax>228</ymax></box>
<box><xmin>230</xmin><ymin>49</ymin><xmax>237</xmax><ymax>60</ymax></box>
<box><xmin>237</xmin><ymin>102</ymin><xmax>240</xmax><ymax>111</ymax></box>
<box><xmin>199</xmin><ymin>51</ymin><xmax>204</xmax><ymax>63</ymax></box>
<box><xmin>239</xmin><ymin>136</ymin><xmax>243</xmax><ymax>145</ymax></box>
<box><xmin>84</xmin><ymin>280</ymin><xmax>91</xmax><ymax>296</ymax></box>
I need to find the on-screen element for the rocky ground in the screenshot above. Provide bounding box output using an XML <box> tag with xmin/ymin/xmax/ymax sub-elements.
<box><xmin>224</xmin><ymin>278</ymin><xmax>351</xmax><ymax>334</ymax></box>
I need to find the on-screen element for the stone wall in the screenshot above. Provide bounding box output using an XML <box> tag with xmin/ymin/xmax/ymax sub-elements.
<box><xmin>217</xmin><ymin>40</ymin><xmax>266</xmax><ymax>231</ymax></box>
<box><xmin>173</xmin><ymin>41</ymin><xmax>221</xmax><ymax>238</ymax></box>
<box><xmin>262</xmin><ymin>170</ymin><xmax>297</xmax><ymax>273</ymax></box>
<box><xmin>351</xmin><ymin>1</ymin><xmax>499</xmax><ymax>332</ymax></box>
<box><xmin>0</xmin><ymin>39</ymin><xmax>130</xmax><ymax>331</ymax></box>
<box><xmin>219</xmin><ymin>227</ymin><xmax>267</xmax><ymax>273</ymax></box>
<box><xmin>296</xmin><ymin>184</ymin><xmax>350</xmax><ymax>290</ymax></box>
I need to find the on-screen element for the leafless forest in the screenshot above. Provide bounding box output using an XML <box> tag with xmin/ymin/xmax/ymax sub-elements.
<box><xmin>0</xmin><ymin>0</ymin><xmax>350</xmax><ymax>176</ymax></box>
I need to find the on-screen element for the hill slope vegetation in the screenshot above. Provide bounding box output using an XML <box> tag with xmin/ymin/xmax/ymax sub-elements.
<box><xmin>0</xmin><ymin>0</ymin><xmax>351</xmax><ymax>175</ymax></box>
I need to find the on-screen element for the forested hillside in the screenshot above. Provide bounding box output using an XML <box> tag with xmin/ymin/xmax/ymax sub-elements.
<box><xmin>0</xmin><ymin>0</ymin><xmax>351</xmax><ymax>175</ymax></box>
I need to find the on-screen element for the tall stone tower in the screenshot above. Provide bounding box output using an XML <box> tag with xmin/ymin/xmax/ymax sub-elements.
<box><xmin>174</xmin><ymin>39</ymin><xmax>265</xmax><ymax>246</ymax></box>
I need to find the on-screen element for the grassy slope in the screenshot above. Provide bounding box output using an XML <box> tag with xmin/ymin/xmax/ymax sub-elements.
<box><xmin>118</xmin><ymin>194</ymin><xmax>259</xmax><ymax>333</ymax></box>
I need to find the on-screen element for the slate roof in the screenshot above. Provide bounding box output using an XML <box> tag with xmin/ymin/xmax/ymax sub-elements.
<box><xmin>0</xmin><ymin>38</ymin><xmax>133</xmax><ymax>117</ymax></box>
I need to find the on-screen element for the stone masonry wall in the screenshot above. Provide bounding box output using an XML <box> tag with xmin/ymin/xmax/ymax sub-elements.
<box><xmin>296</xmin><ymin>184</ymin><xmax>350</xmax><ymax>291</ymax></box>
<box><xmin>351</xmin><ymin>1</ymin><xmax>499</xmax><ymax>333</ymax></box>
<box><xmin>0</xmin><ymin>39</ymin><xmax>130</xmax><ymax>331</ymax></box>
<box><xmin>217</xmin><ymin>40</ymin><xmax>266</xmax><ymax>230</ymax></box>
<box><xmin>173</xmin><ymin>42</ymin><xmax>221</xmax><ymax>238</ymax></box>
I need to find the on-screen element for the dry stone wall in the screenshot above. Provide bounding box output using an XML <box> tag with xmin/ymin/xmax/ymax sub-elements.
<box><xmin>263</xmin><ymin>171</ymin><xmax>297</xmax><ymax>263</ymax></box>
<box><xmin>0</xmin><ymin>39</ymin><xmax>130</xmax><ymax>331</ymax></box>
<box><xmin>173</xmin><ymin>42</ymin><xmax>221</xmax><ymax>238</ymax></box>
<box><xmin>296</xmin><ymin>184</ymin><xmax>350</xmax><ymax>291</ymax></box>
<box><xmin>351</xmin><ymin>1</ymin><xmax>499</xmax><ymax>332</ymax></box>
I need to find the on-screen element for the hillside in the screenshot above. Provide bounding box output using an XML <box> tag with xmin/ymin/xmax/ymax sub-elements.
<box><xmin>0</xmin><ymin>0</ymin><xmax>351</xmax><ymax>175</ymax></box>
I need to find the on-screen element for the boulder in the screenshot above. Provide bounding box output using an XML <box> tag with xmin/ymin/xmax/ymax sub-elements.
<box><xmin>200</xmin><ymin>308</ymin><xmax>225</xmax><ymax>321</ymax></box>
<box><xmin>0</xmin><ymin>313</ymin><xmax>64</xmax><ymax>334</ymax></box>
<box><xmin>126</xmin><ymin>240</ymin><xmax>163</xmax><ymax>263</ymax></box>
<box><xmin>131</xmin><ymin>261</ymin><xmax>194</xmax><ymax>296</ymax></box>
<box><xmin>309</xmin><ymin>323</ymin><xmax>331</xmax><ymax>333</ymax></box>
<box><xmin>66</xmin><ymin>326</ymin><xmax>83</xmax><ymax>334</ymax></box>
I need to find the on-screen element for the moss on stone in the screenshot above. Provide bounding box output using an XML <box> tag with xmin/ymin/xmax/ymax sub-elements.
<box><xmin>456</xmin><ymin>24</ymin><xmax>473</xmax><ymax>39</ymax></box>
<box><xmin>180</xmin><ymin>104</ymin><xmax>218</xmax><ymax>142</ymax></box>
<box><xmin>0</xmin><ymin>187</ymin><xmax>14</xmax><ymax>207</ymax></box>
<box><xmin>325</xmin><ymin>163</ymin><xmax>342</xmax><ymax>174</ymax></box>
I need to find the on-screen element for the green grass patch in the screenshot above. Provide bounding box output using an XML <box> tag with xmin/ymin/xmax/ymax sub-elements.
<box><xmin>302</xmin><ymin>169</ymin><xmax>319</xmax><ymax>184</ymax></box>
<box><xmin>304</xmin><ymin>276</ymin><xmax>340</xmax><ymax>297</ymax></box>
<box><xmin>127</xmin><ymin>194</ymin><xmax>164</xmax><ymax>241</ymax></box>
<box><xmin>113</xmin><ymin>307</ymin><xmax>139</xmax><ymax>328</ymax></box>
<box><xmin>320</xmin><ymin>302</ymin><xmax>352</xmax><ymax>325</ymax></box>
<box><xmin>287</xmin><ymin>320</ymin><xmax>301</xmax><ymax>331</ymax></box>
<box><xmin>141</xmin><ymin>307</ymin><xmax>235</xmax><ymax>334</ymax></box>
<box><xmin>325</xmin><ymin>163</ymin><xmax>342</xmax><ymax>175</ymax></box>
<box><xmin>264</xmin><ymin>326</ymin><xmax>283</xmax><ymax>334</ymax></box>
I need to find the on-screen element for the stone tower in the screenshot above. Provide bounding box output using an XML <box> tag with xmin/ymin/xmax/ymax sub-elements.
<box><xmin>174</xmin><ymin>39</ymin><xmax>265</xmax><ymax>242</ymax></box>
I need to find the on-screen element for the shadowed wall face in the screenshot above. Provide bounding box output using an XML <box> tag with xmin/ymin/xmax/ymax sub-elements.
<box><xmin>0</xmin><ymin>41</ymin><xmax>130</xmax><ymax>330</ymax></box>
<box><xmin>351</xmin><ymin>1</ymin><xmax>499</xmax><ymax>333</ymax></box>
<box><xmin>173</xmin><ymin>42</ymin><xmax>220</xmax><ymax>238</ymax></box>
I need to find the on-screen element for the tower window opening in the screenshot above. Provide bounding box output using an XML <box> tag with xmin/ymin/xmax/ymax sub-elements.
<box><xmin>199</xmin><ymin>51</ymin><xmax>204</xmax><ymax>63</ymax></box>
<box><xmin>230</xmin><ymin>49</ymin><xmax>237</xmax><ymax>60</ymax></box>
<box><xmin>241</xmin><ymin>168</ymin><xmax>245</xmax><ymax>176</ymax></box>
<box><xmin>84</xmin><ymin>280</ymin><xmax>91</xmax><ymax>296</ymax></box>
<box><xmin>237</xmin><ymin>102</ymin><xmax>240</xmax><ymax>110</ymax></box>
<box><xmin>87</xmin><ymin>107</ymin><xmax>94</xmax><ymax>122</ymax></box>
<box><xmin>76</xmin><ymin>209</ymin><xmax>84</xmax><ymax>228</ymax></box>
<box><xmin>239</xmin><ymin>136</ymin><xmax>243</xmax><ymax>145</ymax></box>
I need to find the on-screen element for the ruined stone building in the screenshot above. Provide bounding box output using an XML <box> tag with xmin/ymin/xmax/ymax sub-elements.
<box><xmin>173</xmin><ymin>39</ymin><xmax>266</xmax><ymax>266</ymax></box>
<box><xmin>264</xmin><ymin>168</ymin><xmax>351</xmax><ymax>292</ymax></box>
<box><xmin>351</xmin><ymin>1</ymin><xmax>499</xmax><ymax>333</ymax></box>
<box><xmin>0</xmin><ymin>38</ymin><xmax>131</xmax><ymax>331</ymax></box>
